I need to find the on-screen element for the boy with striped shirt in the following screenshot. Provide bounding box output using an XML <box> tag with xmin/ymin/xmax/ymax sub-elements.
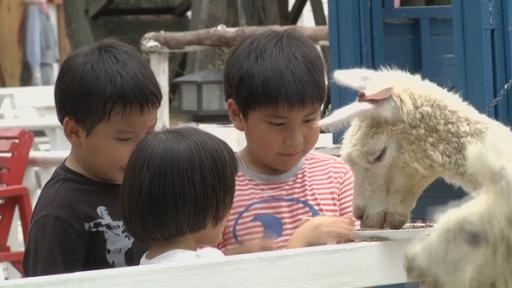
<box><xmin>219</xmin><ymin>29</ymin><xmax>355</xmax><ymax>254</ymax></box>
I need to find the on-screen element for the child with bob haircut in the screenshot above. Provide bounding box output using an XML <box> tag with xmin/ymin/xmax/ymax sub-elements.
<box><xmin>24</xmin><ymin>39</ymin><xmax>162</xmax><ymax>276</ymax></box>
<box><xmin>121</xmin><ymin>127</ymin><xmax>238</xmax><ymax>264</ymax></box>
<box><xmin>219</xmin><ymin>29</ymin><xmax>356</xmax><ymax>254</ymax></box>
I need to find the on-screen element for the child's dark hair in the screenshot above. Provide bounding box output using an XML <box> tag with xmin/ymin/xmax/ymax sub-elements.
<box><xmin>121</xmin><ymin>127</ymin><xmax>238</xmax><ymax>243</ymax></box>
<box><xmin>55</xmin><ymin>39</ymin><xmax>162</xmax><ymax>134</ymax></box>
<box><xmin>224</xmin><ymin>29</ymin><xmax>326</xmax><ymax>117</ymax></box>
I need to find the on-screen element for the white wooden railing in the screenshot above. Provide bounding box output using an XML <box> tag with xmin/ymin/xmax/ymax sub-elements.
<box><xmin>0</xmin><ymin>86</ymin><xmax>69</xmax><ymax>151</ymax></box>
<box><xmin>0</xmin><ymin>241</ymin><xmax>412</xmax><ymax>287</ymax></box>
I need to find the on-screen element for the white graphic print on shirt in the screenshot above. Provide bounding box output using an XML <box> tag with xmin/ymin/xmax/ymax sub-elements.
<box><xmin>84</xmin><ymin>206</ymin><xmax>134</xmax><ymax>266</ymax></box>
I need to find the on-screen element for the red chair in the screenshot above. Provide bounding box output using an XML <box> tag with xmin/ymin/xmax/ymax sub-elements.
<box><xmin>0</xmin><ymin>128</ymin><xmax>34</xmax><ymax>276</ymax></box>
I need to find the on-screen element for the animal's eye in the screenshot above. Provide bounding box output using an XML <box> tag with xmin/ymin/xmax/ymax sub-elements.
<box><xmin>370</xmin><ymin>147</ymin><xmax>387</xmax><ymax>164</ymax></box>
<box><xmin>462</xmin><ymin>229</ymin><xmax>487</xmax><ymax>248</ymax></box>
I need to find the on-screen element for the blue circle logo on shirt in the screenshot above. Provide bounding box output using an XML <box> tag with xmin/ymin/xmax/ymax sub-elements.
<box><xmin>232</xmin><ymin>196</ymin><xmax>320</xmax><ymax>243</ymax></box>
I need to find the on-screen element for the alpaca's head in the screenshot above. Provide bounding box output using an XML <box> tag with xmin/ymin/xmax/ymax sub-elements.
<box><xmin>320</xmin><ymin>68</ymin><xmax>481</xmax><ymax>228</ymax></box>
<box><xmin>404</xmin><ymin>116</ymin><xmax>512</xmax><ymax>286</ymax></box>
<box><xmin>404</xmin><ymin>195</ymin><xmax>492</xmax><ymax>286</ymax></box>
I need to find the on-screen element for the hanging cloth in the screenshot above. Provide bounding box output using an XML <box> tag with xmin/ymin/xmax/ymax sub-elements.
<box><xmin>24</xmin><ymin>0</ymin><xmax>59</xmax><ymax>85</ymax></box>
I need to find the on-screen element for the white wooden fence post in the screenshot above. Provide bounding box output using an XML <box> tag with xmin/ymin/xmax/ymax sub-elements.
<box><xmin>149</xmin><ymin>52</ymin><xmax>170</xmax><ymax>129</ymax></box>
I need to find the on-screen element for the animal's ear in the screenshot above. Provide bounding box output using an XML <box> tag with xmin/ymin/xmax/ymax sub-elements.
<box><xmin>320</xmin><ymin>68</ymin><xmax>396</xmax><ymax>132</ymax></box>
<box><xmin>333</xmin><ymin>68</ymin><xmax>394</xmax><ymax>100</ymax></box>
<box><xmin>358</xmin><ymin>87</ymin><xmax>393</xmax><ymax>102</ymax></box>
<box><xmin>319</xmin><ymin>101</ymin><xmax>375</xmax><ymax>132</ymax></box>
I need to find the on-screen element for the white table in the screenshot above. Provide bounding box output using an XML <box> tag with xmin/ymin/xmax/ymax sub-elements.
<box><xmin>0</xmin><ymin>117</ymin><xmax>69</xmax><ymax>150</ymax></box>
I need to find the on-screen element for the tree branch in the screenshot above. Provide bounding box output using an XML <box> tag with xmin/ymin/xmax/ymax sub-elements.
<box><xmin>140</xmin><ymin>25</ymin><xmax>328</xmax><ymax>53</ymax></box>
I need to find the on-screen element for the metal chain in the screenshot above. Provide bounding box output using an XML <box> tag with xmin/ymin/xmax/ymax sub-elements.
<box><xmin>485</xmin><ymin>78</ymin><xmax>512</xmax><ymax>115</ymax></box>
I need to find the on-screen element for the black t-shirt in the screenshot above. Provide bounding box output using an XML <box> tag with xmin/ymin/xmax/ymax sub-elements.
<box><xmin>23</xmin><ymin>163</ymin><xmax>147</xmax><ymax>276</ymax></box>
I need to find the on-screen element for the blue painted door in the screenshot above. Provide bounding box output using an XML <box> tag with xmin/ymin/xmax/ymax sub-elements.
<box><xmin>328</xmin><ymin>0</ymin><xmax>512</xmax><ymax>127</ymax></box>
<box><xmin>453</xmin><ymin>0</ymin><xmax>512</xmax><ymax>125</ymax></box>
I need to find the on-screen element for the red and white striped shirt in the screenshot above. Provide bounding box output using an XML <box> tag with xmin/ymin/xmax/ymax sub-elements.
<box><xmin>219</xmin><ymin>151</ymin><xmax>354</xmax><ymax>251</ymax></box>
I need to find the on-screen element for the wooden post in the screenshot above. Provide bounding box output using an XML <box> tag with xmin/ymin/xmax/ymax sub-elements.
<box><xmin>0</xmin><ymin>65</ymin><xmax>5</xmax><ymax>87</ymax></box>
<box><xmin>185</xmin><ymin>0</ymin><xmax>238</xmax><ymax>73</ymax></box>
<box><xmin>149</xmin><ymin>53</ymin><xmax>170</xmax><ymax>129</ymax></box>
<box><xmin>0</xmin><ymin>0</ymin><xmax>24</xmax><ymax>87</ymax></box>
<box><xmin>56</xmin><ymin>4</ymin><xmax>71</xmax><ymax>62</ymax></box>
<box><xmin>237</xmin><ymin>0</ymin><xmax>280</xmax><ymax>26</ymax></box>
<box><xmin>289</xmin><ymin>0</ymin><xmax>308</xmax><ymax>24</ymax></box>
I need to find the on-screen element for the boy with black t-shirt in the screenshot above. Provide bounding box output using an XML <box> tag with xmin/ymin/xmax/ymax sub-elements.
<box><xmin>23</xmin><ymin>39</ymin><xmax>162</xmax><ymax>276</ymax></box>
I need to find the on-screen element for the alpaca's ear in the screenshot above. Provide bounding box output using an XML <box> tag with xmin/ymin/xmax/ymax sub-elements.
<box><xmin>319</xmin><ymin>101</ymin><xmax>376</xmax><ymax>132</ymax></box>
<box><xmin>333</xmin><ymin>68</ymin><xmax>379</xmax><ymax>92</ymax></box>
<box><xmin>358</xmin><ymin>87</ymin><xmax>393</xmax><ymax>102</ymax></box>
<box><xmin>320</xmin><ymin>69</ymin><xmax>396</xmax><ymax>132</ymax></box>
<box><xmin>333</xmin><ymin>68</ymin><xmax>393</xmax><ymax>98</ymax></box>
<box><xmin>319</xmin><ymin>87</ymin><xmax>395</xmax><ymax>132</ymax></box>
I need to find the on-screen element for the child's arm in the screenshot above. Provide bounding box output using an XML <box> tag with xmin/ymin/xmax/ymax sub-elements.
<box><xmin>287</xmin><ymin>160</ymin><xmax>356</xmax><ymax>248</ymax></box>
<box><xmin>222</xmin><ymin>239</ymin><xmax>275</xmax><ymax>255</ymax></box>
<box><xmin>287</xmin><ymin>216</ymin><xmax>355</xmax><ymax>248</ymax></box>
<box><xmin>24</xmin><ymin>216</ymin><xmax>86</xmax><ymax>276</ymax></box>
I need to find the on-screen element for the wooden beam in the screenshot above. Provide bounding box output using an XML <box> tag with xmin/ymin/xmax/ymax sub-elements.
<box><xmin>237</xmin><ymin>0</ymin><xmax>280</xmax><ymax>26</ymax></box>
<box><xmin>87</xmin><ymin>0</ymin><xmax>189</xmax><ymax>17</ymax></box>
<box><xmin>86</xmin><ymin>0</ymin><xmax>110</xmax><ymax>18</ymax></box>
<box><xmin>310</xmin><ymin>0</ymin><xmax>327</xmax><ymax>25</ymax></box>
<box><xmin>278</xmin><ymin>0</ymin><xmax>290</xmax><ymax>24</ymax></box>
<box><xmin>140</xmin><ymin>25</ymin><xmax>328</xmax><ymax>53</ymax></box>
<box><xmin>173</xmin><ymin>0</ymin><xmax>191</xmax><ymax>17</ymax></box>
<box><xmin>289</xmin><ymin>0</ymin><xmax>308</xmax><ymax>24</ymax></box>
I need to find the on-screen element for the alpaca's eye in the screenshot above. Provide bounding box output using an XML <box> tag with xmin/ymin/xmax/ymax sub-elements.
<box><xmin>369</xmin><ymin>147</ymin><xmax>387</xmax><ymax>164</ymax></box>
<box><xmin>462</xmin><ymin>229</ymin><xmax>487</xmax><ymax>248</ymax></box>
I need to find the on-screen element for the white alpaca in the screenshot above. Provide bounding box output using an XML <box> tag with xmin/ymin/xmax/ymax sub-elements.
<box><xmin>320</xmin><ymin>68</ymin><xmax>512</xmax><ymax>287</ymax></box>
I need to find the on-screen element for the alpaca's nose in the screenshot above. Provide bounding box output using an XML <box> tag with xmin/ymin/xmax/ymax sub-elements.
<box><xmin>384</xmin><ymin>213</ymin><xmax>407</xmax><ymax>229</ymax></box>
<box><xmin>356</xmin><ymin>207</ymin><xmax>407</xmax><ymax>229</ymax></box>
<box><xmin>360</xmin><ymin>210</ymin><xmax>386</xmax><ymax>229</ymax></box>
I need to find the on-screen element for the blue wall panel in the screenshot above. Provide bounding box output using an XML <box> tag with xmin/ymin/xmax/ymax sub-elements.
<box><xmin>382</xmin><ymin>21</ymin><xmax>422</xmax><ymax>72</ymax></box>
<box><xmin>329</xmin><ymin>0</ymin><xmax>512</xmax><ymax>128</ymax></box>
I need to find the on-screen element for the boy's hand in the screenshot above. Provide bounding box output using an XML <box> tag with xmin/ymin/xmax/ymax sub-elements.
<box><xmin>223</xmin><ymin>239</ymin><xmax>276</xmax><ymax>255</ymax></box>
<box><xmin>287</xmin><ymin>216</ymin><xmax>355</xmax><ymax>248</ymax></box>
